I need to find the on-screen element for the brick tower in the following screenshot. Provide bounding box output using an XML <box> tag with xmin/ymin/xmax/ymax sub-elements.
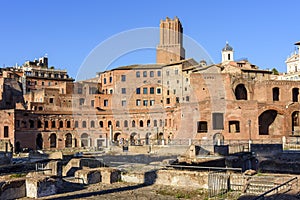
<box><xmin>156</xmin><ymin>17</ymin><xmax>185</xmax><ymax>64</ymax></box>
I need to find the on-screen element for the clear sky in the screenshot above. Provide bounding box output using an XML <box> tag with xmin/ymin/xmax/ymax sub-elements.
<box><xmin>0</xmin><ymin>0</ymin><xmax>299</xmax><ymax>79</ymax></box>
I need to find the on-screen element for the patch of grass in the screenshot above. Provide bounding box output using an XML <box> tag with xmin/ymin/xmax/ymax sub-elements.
<box><xmin>175</xmin><ymin>192</ymin><xmax>190</xmax><ymax>199</ymax></box>
<box><xmin>9</xmin><ymin>173</ymin><xmax>26</xmax><ymax>178</ymax></box>
<box><xmin>157</xmin><ymin>187</ymin><xmax>208</xmax><ymax>199</ymax></box>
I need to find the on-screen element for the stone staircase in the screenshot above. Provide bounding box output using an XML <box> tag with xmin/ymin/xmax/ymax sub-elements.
<box><xmin>243</xmin><ymin>177</ymin><xmax>277</xmax><ymax>195</ymax></box>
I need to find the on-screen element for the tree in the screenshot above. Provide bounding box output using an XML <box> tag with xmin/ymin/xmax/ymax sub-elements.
<box><xmin>271</xmin><ymin>68</ymin><xmax>279</xmax><ymax>75</ymax></box>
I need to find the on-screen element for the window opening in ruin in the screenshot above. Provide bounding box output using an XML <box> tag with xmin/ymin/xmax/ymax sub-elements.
<box><xmin>292</xmin><ymin>111</ymin><xmax>300</xmax><ymax>135</ymax></box>
<box><xmin>132</xmin><ymin>120</ymin><xmax>136</xmax><ymax>127</ymax></box>
<box><xmin>29</xmin><ymin>120</ymin><xmax>34</xmax><ymax>128</ymax></box>
<box><xmin>166</xmin><ymin>98</ymin><xmax>170</xmax><ymax>104</ymax></box>
<box><xmin>90</xmin><ymin>120</ymin><xmax>95</xmax><ymax>128</ymax></box>
<box><xmin>116</xmin><ymin>121</ymin><xmax>120</xmax><ymax>127</ymax></box>
<box><xmin>65</xmin><ymin>133</ymin><xmax>72</xmax><ymax>148</ymax></box>
<box><xmin>67</xmin><ymin>120</ymin><xmax>71</xmax><ymax>128</ymax></box>
<box><xmin>229</xmin><ymin>121</ymin><xmax>240</xmax><ymax>133</ymax></box>
<box><xmin>79</xmin><ymin>98</ymin><xmax>85</xmax><ymax>105</ymax></box>
<box><xmin>292</xmin><ymin>88</ymin><xmax>299</xmax><ymax>102</ymax></box>
<box><xmin>4</xmin><ymin>126</ymin><xmax>9</xmax><ymax>138</ymax></box>
<box><xmin>45</xmin><ymin>121</ymin><xmax>48</xmax><ymax>128</ymax></box>
<box><xmin>75</xmin><ymin>121</ymin><xmax>79</xmax><ymax>128</ymax></box>
<box><xmin>124</xmin><ymin>120</ymin><xmax>128</xmax><ymax>127</ymax></box>
<box><xmin>272</xmin><ymin>87</ymin><xmax>280</xmax><ymax>101</ymax></box>
<box><xmin>36</xmin><ymin>133</ymin><xmax>43</xmax><ymax>150</ymax></box>
<box><xmin>99</xmin><ymin>121</ymin><xmax>103</xmax><ymax>128</ymax></box>
<box><xmin>49</xmin><ymin>134</ymin><xmax>57</xmax><ymax>148</ymax></box>
<box><xmin>37</xmin><ymin>120</ymin><xmax>42</xmax><ymax>128</ymax></box>
<box><xmin>81</xmin><ymin>133</ymin><xmax>89</xmax><ymax>147</ymax></box>
<box><xmin>59</xmin><ymin>121</ymin><xmax>63</xmax><ymax>128</ymax></box>
<box><xmin>51</xmin><ymin>121</ymin><xmax>56</xmax><ymax>128</ymax></box>
<box><xmin>258</xmin><ymin>110</ymin><xmax>277</xmax><ymax>135</ymax></box>
<box><xmin>104</xmin><ymin>99</ymin><xmax>108</xmax><ymax>107</ymax></box>
<box><xmin>82</xmin><ymin>121</ymin><xmax>86</xmax><ymax>128</ymax></box>
<box><xmin>154</xmin><ymin>120</ymin><xmax>157</xmax><ymax>127</ymax></box>
<box><xmin>197</xmin><ymin>121</ymin><xmax>208</xmax><ymax>133</ymax></box>
<box><xmin>139</xmin><ymin>120</ymin><xmax>144</xmax><ymax>127</ymax></box>
<box><xmin>235</xmin><ymin>84</ymin><xmax>248</xmax><ymax>100</ymax></box>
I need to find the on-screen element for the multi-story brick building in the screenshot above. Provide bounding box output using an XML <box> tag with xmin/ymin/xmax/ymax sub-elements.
<box><xmin>0</xmin><ymin>17</ymin><xmax>300</xmax><ymax>153</ymax></box>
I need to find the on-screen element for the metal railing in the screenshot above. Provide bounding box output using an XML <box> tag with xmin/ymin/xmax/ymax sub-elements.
<box><xmin>253</xmin><ymin>177</ymin><xmax>298</xmax><ymax>200</ymax></box>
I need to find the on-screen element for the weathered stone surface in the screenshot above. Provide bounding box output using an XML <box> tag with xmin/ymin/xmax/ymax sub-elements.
<box><xmin>75</xmin><ymin>168</ymin><xmax>101</xmax><ymax>184</ymax></box>
<box><xmin>26</xmin><ymin>175</ymin><xmax>57</xmax><ymax>198</ymax></box>
<box><xmin>99</xmin><ymin>168</ymin><xmax>121</xmax><ymax>184</ymax></box>
<box><xmin>121</xmin><ymin>169</ymin><xmax>209</xmax><ymax>189</ymax></box>
<box><xmin>0</xmin><ymin>179</ymin><xmax>26</xmax><ymax>200</ymax></box>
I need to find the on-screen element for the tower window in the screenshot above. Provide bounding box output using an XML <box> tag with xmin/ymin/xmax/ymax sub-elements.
<box><xmin>228</xmin><ymin>54</ymin><xmax>231</xmax><ymax>60</ymax></box>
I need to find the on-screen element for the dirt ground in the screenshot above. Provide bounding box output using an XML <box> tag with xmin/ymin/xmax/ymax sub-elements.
<box><xmin>21</xmin><ymin>181</ymin><xmax>209</xmax><ymax>200</ymax></box>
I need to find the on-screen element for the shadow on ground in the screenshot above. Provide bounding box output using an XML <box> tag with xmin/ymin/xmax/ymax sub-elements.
<box><xmin>46</xmin><ymin>170</ymin><xmax>158</xmax><ymax>200</ymax></box>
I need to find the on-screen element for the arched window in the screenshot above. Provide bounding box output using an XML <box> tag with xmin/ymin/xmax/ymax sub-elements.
<box><xmin>65</xmin><ymin>133</ymin><xmax>72</xmax><ymax>148</ymax></box>
<box><xmin>49</xmin><ymin>133</ymin><xmax>57</xmax><ymax>148</ymax></box>
<box><xmin>159</xmin><ymin>119</ymin><xmax>163</xmax><ymax>127</ymax></box>
<box><xmin>116</xmin><ymin>121</ymin><xmax>120</xmax><ymax>127</ymax></box>
<box><xmin>37</xmin><ymin>120</ymin><xmax>42</xmax><ymax>128</ymax></box>
<box><xmin>66</xmin><ymin>120</ymin><xmax>71</xmax><ymax>128</ymax></box>
<box><xmin>132</xmin><ymin>120</ymin><xmax>136</xmax><ymax>127</ymax></box>
<box><xmin>139</xmin><ymin>120</ymin><xmax>144</xmax><ymax>127</ymax></box>
<box><xmin>235</xmin><ymin>84</ymin><xmax>248</xmax><ymax>100</ymax></box>
<box><xmin>154</xmin><ymin>120</ymin><xmax>157</xmax><ymax>127</ymax></box>
<box><xmin>82</xmin><ymin>121</ymin><xmax>87</xmax><ymax>128</ymax></box>
<box><xmin>124</xmin><ymin>120</ymin><xmax>128</xmax><ymax>128</ymax></box>
<box><xmin>75</xmin><ymin>121</ymin><xmax>79</xmax><ymax>128</ymax></box>
<box><xmin>51</xmin><ymin>121</ymin><xmax>56</xmax><ymax>128</ymax></box>
<box><xmin>81</xmin><ymin>133</ymin><xmax>89</xmax><ymax>147</ymax></box>
<box><xmin>59</xmin><ymin>121</ymin><xmax>63</xmax><ymax>128</ymax></box>
<box><xmin>90</xmin><ymin>120</ymin><xmax>95</xmax><ymax>128</ymax></box>
<box><xmin>147</xmin><ymin>120</ymin><xmax>151</xmax><ymax>127</ymax></box>
<box><xmin>99</xmin><ymin>121</ymin><xmax>103</xmax><ymax>128</ymax></box>
<box><xmin>108</xmin><ymin>121</ymin><xmax>112</xmax><ymax>127</ymax></box>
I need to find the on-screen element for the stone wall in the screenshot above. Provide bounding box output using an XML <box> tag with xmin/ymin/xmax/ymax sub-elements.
<box><xmin>121</xmin><ymin>169</ymin><xmax>209</xmax><ymax>189</ymax></box>
<box><xmin>0</xmin><ymin>179</ymin><xmax>26</xmax><ymax>200</ymax></box>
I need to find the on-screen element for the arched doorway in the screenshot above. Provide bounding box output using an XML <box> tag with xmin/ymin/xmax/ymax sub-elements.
<box><xmin>145</xmin><ymin>132</ymin><xmax>151</xmax><ymax>145</ymax></box>
<box><xmin>130</xmin><ymin>132</ymin><xmax>137</xmax><ymax>146</ymax></box>
<box><xmin>15</xmin><ymin>141</ymin><xmax>21</xmax><ymax>153</ymax></box>
<box><xmin>235</xmin><ymin>84</ymin><xmax>248</xmax><ymax>100</ymax></box>
<box><xmin>258</xmin><ymin>110</ymin><xmax>277</xmax><ymax>135</ymax></box>
<box><xmin>81</xmin><ymin>133</ymin><xmax>89</xmax><ymax>147</ymax></box>
<box><xmin>65</xmin><ymin>133</ymin><xmax>72</xmax><ymax>148</ymax></box>
<box><xmin>292</xmin><ymin>111</ymin><xmax>300</xmax><ymax>135</ymax></box>
<box><xmin>36</xmin><ymin>133</ymin><xmax>43</xmax><ymax>150</ymax></box>
<box><xmin>213</xmin><ymin>133</ymin><xmax>224</xmax><ymax>145</ymax></box>
<box><xmin>158</xmin><ymin>132</ymin><xmax>164</xmax><ymax>145</ymax></box>
<box><xmin>113</xmin><ymin>132</ymin><xmax>121</xmax><ymax>145</ymax></box>
<box><xmin>167</xmin><ymin>133</ymin><xmax>173</xmax><ymax>144</ymax></box>
<box><xmin>49</xmin><ymin>133</ymin><xmax>57</xmax><ymax>148</ymax></box>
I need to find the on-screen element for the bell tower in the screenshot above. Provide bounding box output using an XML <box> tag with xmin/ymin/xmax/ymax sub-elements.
<box><xmin>156</xmin><ymin>17</ymin><xmax>185</xmax><ymax>64</ymax></box>
<box><xmin>222</xmin><ymin>42</ymin><xmax>234</xmax><ymax>63</ymax></box>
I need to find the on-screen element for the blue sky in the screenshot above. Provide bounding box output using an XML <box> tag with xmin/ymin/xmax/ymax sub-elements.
<box><xmin>0</xmin><ymin>1</ymin><xmax>299</xmax><ymax>79</ymax></box>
